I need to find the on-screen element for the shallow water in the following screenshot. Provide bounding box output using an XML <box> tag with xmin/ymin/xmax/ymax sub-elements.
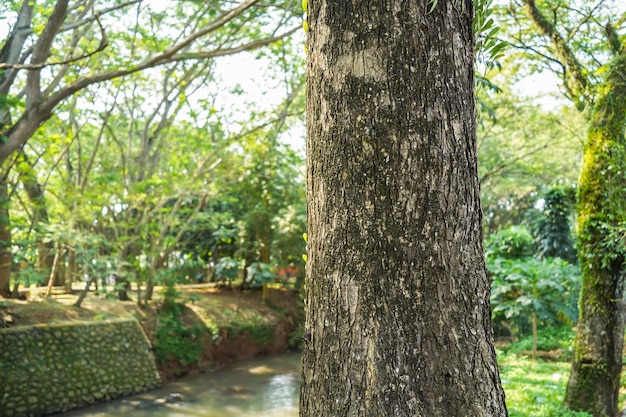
<box><xmin>60</xmin><ymin>353</ymin><xmax>301</xmax><ymax>417</ymax></box>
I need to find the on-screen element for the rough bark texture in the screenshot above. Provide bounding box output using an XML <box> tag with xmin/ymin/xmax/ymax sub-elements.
<box><xmin>564</xmin><ymin>54</ymin><xmax>626</xmax><ymax>417</ymax></box>
<box><xmin>300</xmin><ymin>1</ymin><xmax>508</xmax><ymax>416</ymax></box>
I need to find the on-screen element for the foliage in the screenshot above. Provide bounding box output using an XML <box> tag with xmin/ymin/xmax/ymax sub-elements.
<box><xmin>0</xmin><ymin>0</ymin><xmax>306</xmax><ymax>300</ymax></box>
<box><xmin>474</xmin><ymin>0</ymin><xmax>508</xmax><ymax>85</ymax></box>
<box><xmin>11</xmin><ymin>240</ymin><xmax>47</xmax><ymax>287</ymax></box>
<box><xmin>245</xmin><ymin>262</ymin><xmax>275</xmax><ymax>289</ymax></box>
<box><xmin>153</xmin><ymin>302</ymin><xmax>205</xmax><ymax>366</ymax></box>
<box><xmin>224</xmin><ymin>311</ymin><xmax>275</xmax><ymax>346</ymax></box>
<box><xmin>153</xmin><ymin>260</ymin><xmax>214</xmax><ymax>364</ymax></box>
<box><xmin>488</xmin><ymin>255</ymin><xmax>581</xmax><ymax>332</ymax></box>
<box><xmin>529</xmin><ymin>186</ymin><xmax>577</xmax><ymax>263</ymax></box>
<box><xmin>288</xmin><ymin>322</ymin><xmax>305</xmax><ymax>350</ymax></box>
<box><xmin>227</xmin><ymin>133</ymin><xmax>305</xmax><ymax>267</ymax></box>
<box><xmin>485</xmin><ymin>225</ymin><xmax>581</xmax><ymax>341</ymax></box>
<box><xmin>505</xmin><ymin>325</ymin><xmax>575</xmax><ymax>354</ymax></box>
<box><xmin>477</xmin><ymin>95</ymin><xmax>585</xmax><ymax>235</ymax></box>
<box><xmin>485</xmin><ymin>225</ymin><xmax>535</xmax><ymax>259</ymax></box>
<box><xmin>215</xmin><ymin>256</ymin><xmax>241</xmax><ymax>284</ymax></box>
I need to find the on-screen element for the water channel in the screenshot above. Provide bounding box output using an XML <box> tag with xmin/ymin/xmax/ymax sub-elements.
<box><xmin>60</xmin><ymin>353</ymin><xmax>301</xmax><ymax>417</ymax></box>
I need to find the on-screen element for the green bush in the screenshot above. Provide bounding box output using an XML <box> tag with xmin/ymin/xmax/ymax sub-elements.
<box><xmin>224</xmin><ymin>311</ymin><xmax>275</xmax><ymax>346</ymax></box>
<box><xmin>153</xmin><ymin>304</ymin><xmax>205</xmax><ymax>365</ymax></box>
<box><xmin>246</xmin><ymin>262</ymin><xmax>275</xmax><ymax>288</ymax></box>
<box><xmin>530</xmin><ymin>186</ymin><xmax>577</xmax><ymax>263</ymax></box>
<box><xmin>506</xmin><ymin>326</ymin><xmax>575</xmax><ymax>353</ymax></box>
<box><xmin>485</xmin><ymin>225</ymin><xmax>536</xmax><ymax>259</ymax></box>
<box><xmin>488</xmin><ymin>256</ymin><xmax>581</xmax><ymax>333</ymax></box>
<box><xmin>215</xmin><ymin>256</ymin><xmax>240</xmax><ymax>284</ymax></box>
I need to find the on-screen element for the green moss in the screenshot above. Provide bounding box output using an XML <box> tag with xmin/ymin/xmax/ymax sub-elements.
<box><xmin>576</xmin><ymin>55</ymin><xmax>626</xmax><ymax>273</ymax></box>
<box><xmin>566</xmin><ymin>52</ymin><xmax>626</xmax><ymax>417</ymax></box>
<box><xmin>0</xmin><ymin>320</ymin><xmax>160</xmax><ymax>415</ymax></box>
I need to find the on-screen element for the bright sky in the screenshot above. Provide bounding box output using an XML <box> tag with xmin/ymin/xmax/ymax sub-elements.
<box><xmin>513</xmin><ymin>72</ymin><xmax>566</xmax><ymax>111</ymax></box>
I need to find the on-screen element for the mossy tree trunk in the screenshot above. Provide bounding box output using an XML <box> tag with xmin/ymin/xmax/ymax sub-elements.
<box><xmin>517</xmin><ymin>3</ymin><xmax>626</xmax><ymax>415</ymax></box>
<box><xmin>564</xmin><ymin>54</ymin><xmax>626</xmax><ymax>417</ymax></box>
<box><xmin>300</xmin><ymin>1</ymin><xmax>508</xmax><ymax>416</ymax></box>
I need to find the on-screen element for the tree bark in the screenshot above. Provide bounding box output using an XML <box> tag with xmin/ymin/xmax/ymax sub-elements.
<box><xmin>564</xmin><ymin>54</ymin><xmax>626</xmax><ymax>417</ymax></box>
<box><xmin>300</xmin><ymin>1</ymin><xmax>508</xmax><ymax>416</ymax></box>
<box><xmin>65</xmin><ymin>247</ymin><xmax>76</xmax><ymax>293</ymax></box>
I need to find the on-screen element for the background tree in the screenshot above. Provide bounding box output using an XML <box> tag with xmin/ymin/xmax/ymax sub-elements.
<box><xmin>0</xmin><ymin>0</ymin><xmax>300</xmax><ymax>297</ymax></box>
<box><xmin>476</xmin><ymin>90</ymin><xmax>584</xmax><ymax>235</ymax></box>
<box><xmin>300</xmin><ymin>0</ymin><xmax>508</xmax><ymax>415</ymax></box>
<box><xmin>531</xmin><ymin>186</ymin><xmax>577</xmax><ymax>263</ymax></box>
<box><xmin>497</xmin><ymin>1</ymin><xmax>626</xmax><ymax>414</ymax></box>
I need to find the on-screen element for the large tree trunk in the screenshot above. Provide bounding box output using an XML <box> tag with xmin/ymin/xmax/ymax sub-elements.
<box><xmin>564</xmin><ymin>54</ymin><xmax>626</xmax><ymax>417</ymax></box>
<box><xmin>300</xmin><ymin>1</ymin><xmax>508</xmax><ymax>416</ymax></box>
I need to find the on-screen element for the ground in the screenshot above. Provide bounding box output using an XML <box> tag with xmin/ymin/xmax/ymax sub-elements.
<box><xmin>0</xmin><ymin>284</ymin><xmax>303</xmax><ymax>381</ymax></box>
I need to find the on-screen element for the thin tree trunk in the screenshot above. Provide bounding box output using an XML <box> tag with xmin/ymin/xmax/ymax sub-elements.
<box><xmin>300</xmin><ymin>1</ymin><xmax>508</xmax><ymax>416</ymax></box>
<box><xmin>564</xmin><ymin>54</ymin><xmax>626</xmax><ymax>417</ymax></box>
<box><xmin>532</xmin><ymin>313</ymin><xmax>538</xmax><ymax>361</ymax></box>
<box><xmin>65</xmin><ymin>247</ymin><xmax>75</xmax><ymax>293</ymax></box>
<box><xmin>10</xmin><ymin>280</ymin><xmax>20</xmax><ymax>299</ymax></box>
<box><xmin>115</xmin><ymin>272</ymin><xmax>131</xmax><ymax>301</ymax></box>
<box><xmin>73</xmin><ymin>275</ymin><xmax>92</xmax><ymax>308</ymax></box>
<box><xmin>0</xmin><ymin>179</ymin><xmax>11</xmax><ymax>297</ymax></box>
<box><xmin>55</xmin><ymin>250</ymin><xmax>66</xmax><ymax>287</ymax></box>
<box><xmin>0</xmin><ymin>5</ymin><xmax>34</xmax><ymax>267</ymax></box>
<box><xmin>37</xmin><ymin>241</ymin><xmax>55</xmax><ymax>285</ymax></box>
<box><xmin>46</xmin><ymin>246</ymin><xmax>66</xmax><ymax>297</ymax></box>
<box><xmin>144</xmin><ymin>276</ymin><xmax>153</xmax><ymax>302</ymax></box>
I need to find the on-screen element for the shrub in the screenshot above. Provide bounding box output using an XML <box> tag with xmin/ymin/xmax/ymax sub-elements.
<box><xmin>153</xmin><ymin>301</ymin><xmax>205</xmax><ymax>365</ymax></box>
<box><xmin>245</xmin><ymin>262</ymin><xmax>275</xmax><ymax>288</ymax></box>
<box><xmin>485</xmin><ymin>225</ymin><xmax>536</xmax><ymax>259</ymax></box>
<box><xmin>215</xmin><ymin>256</ymin><xmax>241</xmax><ymax>285</ymax></box>
<box><xmin>489</xmin><ymin>256</ymin><xmax>580</xmax><ymax>332</ymax></box>
<box><xmin>505</xmin><ymin>325</ymin><xmax>575</xmax><ymax>356</ymax></box>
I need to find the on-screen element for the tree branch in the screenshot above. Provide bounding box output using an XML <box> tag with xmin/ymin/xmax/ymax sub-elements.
<box><xmin>605</xmin><ymin>22</ymin><xmax>624</xmax><ymax>56</ymax></box>
<box><xmin>26</xmin><ymin>0</ymin><xmax>70</xmax><ymax>107</ymax></box>
<box><xmin>0</xmin><ymin>16</ymin><xmax>108</xmax><ymax>71</ymax></box>
<box><xmin>479</xmin><ymin>143</ymin><xmax>550</xmax><ymax>185</ymax></box>
<box><xmin>172</xmin><ymin>26</ymin><xmax>299</xmax><ymax>62</ymax></box>
<box><xmin>0</xmin><ymin>0</ymin><xmax>35</xmax><ymax>95</ymax></box>
<box><xmin>521</xmin><ymin>0</ymin><xmax>589</xmax><ymax>108</ymax></box>
<box><xmin>1</xmin><ymin>0</ymin><xmax>291</xmax><ymax>165</ymax></box>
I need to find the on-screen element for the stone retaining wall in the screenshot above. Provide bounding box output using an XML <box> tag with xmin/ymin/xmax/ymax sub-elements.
<box><xmin>0</xmin><ymin>319</ymin><xmax>161</xmax><ymax>417</ymax></box>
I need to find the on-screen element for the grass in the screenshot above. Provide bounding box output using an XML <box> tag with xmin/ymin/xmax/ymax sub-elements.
<box><xmin>498</xmin><ymin>351</ymin><xmax>592</xmax><ymax>416</ymax></box>
<box><xmin>497</xmin><ymin>325</ymin><xmax>626</xmax><ymax>416</ymax></box>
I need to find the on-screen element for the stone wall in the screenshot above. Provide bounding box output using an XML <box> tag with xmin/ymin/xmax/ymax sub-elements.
<box><xmin>0</xmin><ymin>319</ymin><xmax>161</xmax><ymax>417</ymax></box>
